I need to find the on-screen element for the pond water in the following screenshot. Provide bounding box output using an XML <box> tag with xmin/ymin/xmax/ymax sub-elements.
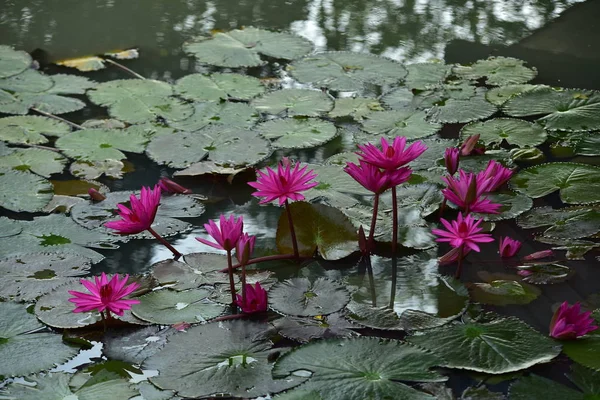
<box><xmin>1</xmin><ymin>0</ymin><xmax>600</xmax><ymax>398</ymax></box>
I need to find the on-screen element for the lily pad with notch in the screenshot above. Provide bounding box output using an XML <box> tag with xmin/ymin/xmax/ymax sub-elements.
<box><xmin>88</xmin><ymin>78</ymin><xmax>173</xmax><ymax>107</ymax></box>
<box><xmin>55</xmin><ymin>128</ymin><xmax>149</xmax><ymax>162</ymax></box>
<box><xmin>0</xmin><ymin>115</ymin><xmax>71</xmax><ymax>145</ymax></box>
<box><xmin>103</xmin><ymin>325</ymin><xmax>178</xmax><ymax>366</ymax></box>
<box><xmin>517</xmin><ymin>205</ymin><xmax>600</xmax><ymax>239</ymax></box>
<box><xmin>268</xmin><ymin>277</ymin><xmax>350</xmax><ymax>317</ymax></box>
<box><xmin>404</xmin><ymin>63</ymin><xmax>452</xmax><ymax>90</ymax></box>
<box><xmin>468</xmin><ymin>279</ymin><xmax>541</xmax><ymax>306</ymax></box>
<box><xmin>0</xmin><ymin>147</ymin><xmax>67</xmax><ymax>177</ymax></box>
<box><xmin>452</xmin><ymin>57</ymin><xmax>537</xmax><ymax>86</ymax></box>
<box><xmin>328</xmin><ymin>97</ymin><xmax>383</xmax><ymax>120</ymax></box>
<box><xmin>257</xmin><ymin>118</ymin><xmax>338</xmax><ymax>150</ymax></box>
<box><xmin>0</xmin><ymin>45</ymin><xmax>32</xmax><ymax>78</ymax></box>
<box><xmin>69</xmin><ymin>159</ymin><xmax>126</xmax><ymax>180</ymax></box>
<box><xmin>359</xmin><ymin>109</ymin><xmax>442</xmax><ymax>140</ymax></box>
<box><xmin>486</xmin><ymin>84</ymin><xmax>547</xmax><ymax>106</ymax></box>
<box><xmin>170</xmin><ymin>101</ymin><xmax>259</xmax><ymax>132</ymax></box>
<box><xmin>175</xmin><ymin>72</ymin><xmax>265</xmax><ymax>102</ymax></box>
<box><xmin>272</xmin><ymin>313</ymin><xmax>358</xmax><ymax>343</ymax></box>
<box><xmin>460</xmin><ymin>118</ymin><xmax>547</xmax><ymax>148</ymax></box>
<box><xmin>151</xmin><ymin>253</ymin><xmax>229</xmax><ymax>290</ymax></box>
<box><xmin>509</xmin><ymin>374</ymin><xmax>587</xmax><ymax>400</ymax></box>
<box><xmin>251</xmin><ymin>89</ymin><xmax>333</xmax><ymax>117</ymax></box>
<box><xmin>426</xmin><ymin>89</ymin><xmax>497</xmax><ymax>124</ymax></box>
<box><xmin>516</xmin><ymin>262</ymin><xmax>572</xmax><ymax>284</ymax></box>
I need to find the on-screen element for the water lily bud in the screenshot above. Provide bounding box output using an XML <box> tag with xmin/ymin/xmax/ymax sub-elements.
<box><xmin>522</xmin><ymin>249</ymin><xmax>554</xmax><ymax>261</ymax></box>
<box><xmin>460</xmin><ymin>134</ymin><xmax>482</xmax><ymax>156</ymax></box>
<box><xmin>88</xmin><ymin>188</ymin><xmax>106</xmax><ymax>202</ymax></box>
<box><xmin>158</xmin><ymin>177</ymin><xmax>192</xmax><ymax>194</ymax></box>
<box><xmin>444</xmin><ymin>147</ymin><xmax>459</xmax><ymax>175</ymax></box>
<box><xmin>465</xmin><ymin>175</ymin><xmax>478</xmax><ymax>206</ymax></box>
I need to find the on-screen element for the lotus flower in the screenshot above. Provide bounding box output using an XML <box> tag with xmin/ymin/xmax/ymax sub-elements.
<box><xmin>357</xmin><ymin>137</ymin><xmax>427</xmax><ymax>170</ymax></box>
<box><xmin>158</xmin><ymin>177</ymin><xmax>192</xmax><ymax>194</ymax></box>
<box><xmin>442</xmin><ymin>170</ymin><xmax>501</xmax><ymax>214</ymax></box>
<box><xmin>196</xmin><ymin>214</ymin><xmax>244</xmax><ymax>252</ymax></box>
<box><xmin>344</xmin><ymin>160</ymin><xmax>412</xmax><ymax>194</ymax></box>
<box><xmin>499</xmin><ymin>236</ymin><xmax>522</xmax><ymax>258</ymax></box>
<box><xmin>248</xmin><ymin>162</ymin><xmax>318</xmax><ymax>206</ymax></box>
<box><xmin>477</xmin><ymin>160</ymin><xmax>513</xmax><ymax>192</ymax></box>
<box><xmin>444</xmin><ymin>147</ymin><xmax>459</xmax><ymax>175</ymax></box>
<box><xmin>236</xmin><ymin>282</ymin><xmax>268</xmax><ymax>313</ymax></box>
<box><xmin>432</xmin><ymin>213</ymin><xmax>494</xmax><ymax>252</ymax></box>
<box><xmin>68</xmin><ymin>272</ymin><xmax>140</xmax><ymax>316</ymax></box>
<box><xmin>104</xmin><ymin>185</ymin><xmax>161</xmax><ymax>234</ymax></box>
<box><xmin>549</xmin><ymin>302</ymin><xmax>598</xmax><ymax>340</ymax></box>
<box><xmin>236</xmin><ymin>233</ymin><xmax>256</xmax><ymax>265</ymax></box>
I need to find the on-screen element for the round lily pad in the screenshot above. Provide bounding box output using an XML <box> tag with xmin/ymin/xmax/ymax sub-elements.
<box><xmin>0</xmin><ymin>115</ymin><xmax>71</xmax><ymax>144</ymax></box>
<box><xmin>0</xmin><ymin>216</ymin><xmax>21</xmax><ymax>237</ymax></box>
<box><xmin>509</xmin><ymin>374</ymin><xmax>586</xmax><ymax>400</ymax></box>
<box><xmin>272</xmin><ymin>313</ymin><xmax>358</xmax><ymax>343</ymax></box>
<box><xmin>517</xmin><ymin>206</ymin><xmax>600</xmax><ymax>239</ymax></box>
<box><xmin>251</xmin><ymin>89</ymin><xmax>333</xmax><ymax>117</ymax></box>
<box><xmin>257</xmin><ymin>118</ymin><xmax>338</xmax><ymax>149</ymax></box>
<box><xmin>47</xmin><ymin>74</ymin><xmax>97</xmax><ymax>95</ymax></box>
<box><xmin>55</xmin><ymin>128</ymin><xmax>148</xmax><ymax>162</ymax></box>
<box><xmin>69</xmin><ymin>159</ymin><xmax>126</xmax><ymax>180</ymax></box>
<box><xmin>0</xmin><ymin>45</ymin><xmax>32</xmax><ymax>78</ymax></box>
<box><xmin>175</xmin><ymin>72</ymin><xmax>265</xmax><ymax>102</ymax></box>
<box><xmin>0</xmin><ymin>68</ymin><xmax>53</xmax><ymax>93</ymax></box>
<box><xmin>328</xmin><ymin>97</ymin><xmax>383</xmax><ymax>120</ymax></box>
<box><xmin>404</xmin><ymin>63</ymin><xmax>452</xmax><ymax>90</ymax></box>
<box><xmin>88</xmin><ymin>79</ymin><xmax>173</xmax><ymax>107</ymax></box>
<box><xmin>486</xmin><ymin>84</ymin><xmax>547</xmax><ymax>106</ymax></box>
<box><xmin>426</xmin><ymin>90</ymin><xmax>497</xmax><ymax>124</ymax></box>
<box><xmin>289</xmin><ymin>51</ymin><xmax>407</xmax><ymax>91</ymax></box>
<box><xmin>469</xmin><ymin>279</ymin><xmax>541</xmax><ymax>306</ymax></box>
<box><xmin>516</xmin><ymin>263</ymin><xmax>572</xmax><ymax>285</ymax></box>
<box><xmin>452</xmin><ymin>57</ymin><xmax>537</xmax><ymax>86</ymax></box>
<box><xmin>471</xmin><ymin>191</ymin><xmax>533</xmax><ymax>222</ymax></box>
<box><xmin>103</xmin><ymin>325</ymin><xmax>178</xmax><ymax>365</ymax></box>
<box><xmin>170</xmin><ymin>101</ymin><xmax>259</xmax><ymax>131</ymax></box>
<box><xmin>152</xmin><ymin>253</ymin><xmax>229</xmax><ymax>290</ymax></box>
<box><xmin>0</xmin><ymin>168</ymin><xmax>53</xmax><ymax>212</ymax></box>
<box><xmin>0</xmin><ymin>147</ymin><xmax>67</xmax><ymax>177</ymax></box>
<box><xmin>268</xmin><ymin>277</ymin><xmax>350</xmax><ymax>317</ymax></box>
<box><xmin>359</xmin><ymin>109</ymin><xmax>442</xmax><ymax>140</ymax></box>
<box><xmin>108</xmin><ymin>95</ymin><xmax>194</xmax><ymax>124</ymax></box>
<box><xmin>460</xmin><ymin>118</ymin><xmax>547</xmax><ymax>148</ymax></box>
<box><xmin>302</xmin><ymin>163</ymin><xmax>372</xmax><ymax>208</ymax></box>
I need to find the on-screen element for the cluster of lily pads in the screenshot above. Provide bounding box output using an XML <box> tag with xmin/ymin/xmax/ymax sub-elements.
<box><xmin>1</xmin><ymin>26</ymin><xmax>600</xmax><ymax>399</ymax></box>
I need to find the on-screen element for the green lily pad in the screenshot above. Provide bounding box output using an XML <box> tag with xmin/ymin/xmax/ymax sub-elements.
<box><xmin>0</xmin><ymin>168</ymin><xmax>53</xmax><ymax>212</ymax></box>
<box><xmin>568</xmin><ymin>363</ymin><xmax>600</xmax><ymax>395</ymax></box>
<box><xmin>276</xmin><ymin>201</ymin><xmax>358</xmax><ymax>260</ymax></box>
<box><xmin>469</xmin><ymin>280</ymin><xmax>541</xmax><ymax>306</ymax></box>
<box><xmin>268</xmin><ymin>278</ymin><xmax>350</xmax><ymax>317</ymax></box>
<box><xmin>0</xmin><ymin>216</ymin><xmax>22</xmax><ymax>237</ymax></box>
<box><xmin>510</xmin><ymin>162</ymin><xmax>600</xmax><ymax>204</ymax></box>
<box><xmin>452</xmin><ymin>57</ymin><xmax>537</xmax><ymax>86</ymax></box>
<box><xmin>486</xmin><ymin>84</ymin><xmax>547</xmax><ymax>106</ymax></box>
<box><xmin>69</xmin><ymin>159</ymin><xmax>126</xmax><ymax>180</ymax></box>
<box><xmin>175</xmin><ymin>72</ymin><xmax>265</xmax><ymax>102</ymax></box>
<box><xmin>563</xmin><ymin>317</ymin><xmax>600</xmax><ymax>371</ymax></box>
<box><xmin>251</xmin><ymin>89</ymin><xmax>333</xmax><ymax>117</ymax></box>
<box><xmin>0</xmin><ymin>233</ymin><xmax>105</xmax><ymax>264</ymax></box>
<box><xmin>516</xmin><ymin>262</ymin><xmax>572</xmax><ymax>284</ymax></box>
<box><xmin>503</xmin><ymin>87</ymin><xmax>600</xmax><ymax>131</ymax></box>
<box><xmin>170</xmin><ymin>101</ymin><xmax>259</xmax><ymax>131</ymax></box>
<box><xmin>0</xmin><ymin>148</ymin><xmax>67</xmax><ymax>177</ymax></box>
<box><xmin>302</xmin><ymin>164</ymin><xmax>372</xmax><ymax>208</ymax></box>
<box><xmin>0</xmin><ymin>372</ymin><xmax>138</xmax><ymax>400</ymax></box>
<box><xmin>46</xmin><ymin>74</ymin><xmax>97</xmax><ymax>95</ymax></box>
<box><xmin>184</xmin><ymin>27</ymin><xmax>313</xmax><ymax>68</ymax></box>
<box><xmin>274</xmin><ymin>390</ymin><xmax>324</xmax><ymax>400</ymax></box>
<box><xmin>145</xmin><ymin>320</ymin><xmax>306</xmax><ymax>398</ymax></box>
<box><xmin>2</xmin><ymin>91</ymin><xmax>87</xmax><ymax>115</ymax></box>
<box><xmin>146</xmin><ymin>126</ymin><xmax>271</xmax><ymax>168</ymax></box>
<box><xmin>151</xmin><ymin>254</ymin><xmax>229</xmax><ymax>290</ymax></box>
<box><xmin>88</xmin><ymin>79</ymin><xmax>173</xmax><ymax>107</ymax></box>
<box><xmin>574</xmin><ymin>132</ymin><xmax>600</xmax><ymax>156</ymax></box>
<box><xmin>0</xmin><ymin>302</ymin><xmax>79</xmax><ymax>377</ymax></box>
<box><xmin>257</xmin><ymin>118</ymin><xmax>338</xmax><ymax>149</ymax></box>
<box><xmin>535</xmin><ymin>236</ymin><xmax>600</xmax><ymax>260</ymax></box>
<box><xmin>103</xmin><ymin>326</ymin><xmax>177</xmax><ymax>365</ymax></box>
<box><xmin>517</xmin><ymin>206</ymin><xmax>600</xmax><ymax>239</ymax></box>
<box><xmin>289</xmin><ymin>51</ymin><xmax>407</xmax><ymax>91</ymax></box>
<box><xmin>328</xmin><ymin>97</ymin><xmax>383</xmax><ymax>120</ymax></box>
<box><xmin>273</xmin><ymin>337</ymin><xmax>445</xmax><ymax>400</ymax></box>
<box><xmin>426</xmin><ymin>90</ymin><xmax>497</xmax><ymax>124</ymax></box>
<box><xmin>389</xmin><ymin>183</ymin><xmax>444</xmax><ymax>217</ymax></box>
<box><xmin>460</xmin><ymin>118</ymin><xmax>547</xmax><ymax>148</ymax></box>
<box><xmin>379</xmin><ymin>87</ymin><xmax>437</xmax><ymax>111</ymax></box>
<box><xmin>359</xmin><ymin>109</ymin><xmax>442</xmax><ymax>140</ymax></box>
<box><xmin>0</xmin><ymin>45</ymin><xmax>32</xmax><ymax>78</ymax></box>
<box><xmin>0</xmin><ymin>252</ymin><xmax>91</xmax><ymax>302</ymax></box>
<box><xmin>471</xmin><ymin>191</ymin><xmax>533</xmax><ymax>222</ymax></box>
<box><xmin>0</xmin><ymin>69</ymin><xmax>53</xmax><ymax>92</ymax></box>
<box><xmin>404</xmin><ymin>63</ymin><xmax>452</xmax><ymax>90</ymax></box>
<box><xmin>410</xmin><ymin>138</ymin><xmax>459</xmax><ymax>172</ymax></box>
<box><xmin>108</xmin><ymin>95</ymin><xmax>194</xmax><ymax>124</ymax></box>
<box><xmin>509</xmin><ymin>375</ymin><xmax>584</xmax><ymax>400</ymax></box>
<box><xmin>0</xmin><ymin>115</ymin><xmax>71</xmax><ymax>144</ymax></box>
<box><xmin>408</xmin><ymin>316</ymin><xmax>561</xmax><ymax>374</ymax></box>
<box><xmin>272</xmin><ymin>313</ymin><xmax>358</xmax><ymax>343</ymax></box>
<box><xmin>131</xmin><ymin>288</ymin><xmax>225</xmax><ymax>324</ymax></box>
<box><xmin>55</xmin><ymin>128</ymin><xmax>148</xmax><ymax>162</ymax></box>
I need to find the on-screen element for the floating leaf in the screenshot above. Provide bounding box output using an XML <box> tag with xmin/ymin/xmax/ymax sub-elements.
<box><xmin>55</xmin><ymin>128</ymin><xmax>148</xmax><ymax>161</ymax></box>
<box><xmin>9</xmin><ymin>92</ymin><xmax>87</xmax><ymax>114</ymax></box>
<box><xmin>486</xmin><ymin>84</ymin><xmax>547</xmax><ymax>106</ymax></box>
<box><xmin>0</xmin><ymin>45</ymin><xmax>32</xmax><ymax>78</ymax></box>
<box><xmin>69</xmin><ymin>159</ymin><xmax>126</xmax><ymax>180</ymax></box>
<box><xmin>469</xmin><ymin>280</ymin><xmax>541</xmax><ymax>306</ymax></box>
<box><xmin>151</xmin><ymin>254</ymin><xmax>229</xmax><ymax>290</ymax></box>
<box><xmin>289</xmin><ymin>51</ymin><xmax>407</xmax><ymax>91</ymax></box>
<box><xmin>0</xmin><ymin>302</ymin><xmax>79</xmax><ymax>377</ymax></box>
<box><xmin>131</xmin><ymin>288</ymin><xmax>225</xmax><ymax>324</ymax></box>
<box><xmin>568</xmin><ymin>363</ymin><xmax>600</xmax><ymax>396</ymax></box>
<box><xmin>509</xmin><ymin>374</ymin><xmax>585</xmax><ymax>400</ymax></box>
<box><xmin>471</xmin><ymin>191</ymin><xmax>533</xmax><ymax>222</ymax></box>
<box><xmin>88</xmin><ymin>79</ymin><xmax>173</xmax><ymax>106</ymax></box>
<box><xmin>517</xmin><ymin>206</ymin><xmax>600</xmax><ymax>239</ymax></box>
<box><xmin>146</xmin><ymin>320</ymin><xmax>305</xmax><ymax>398</ymax></box>
<box><xmin>562</xmin><ymin>315</ymin><xmax>600</xmax><ymax>371</ymax></box>
<box><xmin>302</xmin><ymin>164</ymin><xmax>372</xmax><ymax>208</ymax></box>
<box><xmin>184</xmin><ymin>27</ymin><xmax>312</xmax><ymax>68</ymax></box>
<box><xmin>251</xmin><ymin>89</ymin><xmax>333</xmax><ymax>117</ymax></box>
<box><xmin>110</xmin><ymin>95</ymin><xmax>194</xmax><ymax>124</ymax></box>
<box><xmin>175</xmin><ymin>72</ymin><xmax>265</xmax><ymax>102</ymax></box>
<box><xmin>0</xmin><ymin>233</ymin><xmax>105</xmax><ymax>264</ymax></box>
<box><xmin>574</xmin><ymin>132</ymin><xmax>600</xmax><ymax>156</ymax></box>
<box><xmin>268</xmin><ymin>278</ymin><xmax>350</xmax><ymax>317</ymax></box>
<box><xmin>453</xmin><ymin>57</ymin><xmax>537</xmax><ymax>86</ymax></box>
<box><xmin>535</xmin><ymin>236</ymin><xmax>600</xmax><ymax>260</ymax></box>
<box><xmin>42</xmin><ymin>194</ymin><xmax>86</xmax><ymax>213</ymax></box>
<box><xmin>0</xmin><ymin>115</ymin><xmax>71</xmax><ymax>144</ymax></box>
<box><xmin>427</xmin><ymin>90</ymin><xmax>497</xmax><ymax>124</ymax></box>
<box><xmin>0</xmin><ymin>252</ymin><xmax>91</xmax><ymax>301</ymax></box>
<box><xmin>273</xmin><ymin>337</ymin><xmax>445</xmax><ymax>399</ymax></box>
<box><xmin>147</xmin><ymin>126</ymin><xmax>271</xmax><ymax>168</ymax></box>
<box><xmin>460</xmin><ymin>118</ymin><xmax>547</xmax><ymax>148</ymax></box>
<box><xmin>510</xmin><ymin>163</ymin><xmax>600</xmax><ymax>204</ymax></box>
<box><xmin>170</xmin><ymin>102</ymin><xmax>259</xmax><ymax>131</ymax></box>
<box><xmin>273</xmin><ymin>313</ymin><xmax>358</xmax><ymax>343</ymax></box>
<box><xmin>404</xmin><ymin>63</ymin><xmax>452</xmax><ymax>90</ymax></box>
<box><xmin>328</xmin><ymin>97</ymin><xmax>383</xmax><ymax>119</ymax></box>
<box><xmin>408</xmin><ymin>316</ymin><xmax>561</xmax><ymax>374</ymax></box>
<box><xmin>103</xmin><ymin>325</ymin><xmax>177</xmax><ymax>365</ymax></box>
<box><xmin>359</xmin><ymin>109</ymin><xmax>442</xmax><ymax>140</ymax></box>
<box><xmin>257</xmin><ymin>118</ymin><xmax>338</xmax><ymax>149</ymax></box>
<box><xmin>0</xmin><ymin>147</ymin><xmax>66</xmax><ymax>177</ymax></box>
<box><xmin>173</xmin><ymin>161</ymin><xmax>246</xmax><ymax>179</ymax></box>
<box><xmin>49</xmin><ymin>74</ymin><xmax>96</xmax><ymax>95</ymax></box>
<box><xmin>503</xmin><ymin>87</ymin><xmax>600</xmax><ymax>131</ymax></box>
<box><xmin>56</xmin><ymin>56</ymin><xmax>106</xmax><ymax>71</ymax></box>
<box><xmin>0</xmin><ymin>216</ymin><xmax>21</xmax><ymax>237</ymax></box>
<box><xmin>516</xmin><ymin>262</ymin><xmax>572</xmax><ymax>284</ymax></box>
<box><xmin>0</xmin><ymin>69</ymin><xmax>53</xmax><ymax>92</ymax></box>
<box><xmin>0</xmin><ymin>168</ymin><xmax>53</xmax><ymax>212</ymax></box>
<box><xmin>276</xmin><ymin>202</ymin><xmax>358</xmax><ymax>260</ymax></box>
<box><xmin>390</xmin><ymin>183</ymin><xmax>444</xmax><ymax>217</ymax></box>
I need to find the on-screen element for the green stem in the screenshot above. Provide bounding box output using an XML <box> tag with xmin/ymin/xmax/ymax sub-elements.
<box><xmin>147</xmin><ymin>227</ymin><xmax>182</xmax><ymax>260</ymax></box>
<box><xmin>367</xmin><ymin>194</ymin><xmax>380</xmax><ymax>253</ymax></box>
<box><xmin>31</xmin><ymin>107</ymin><xmax>84</xmax><ymax>130</ymax></box>
<box><xmin>218</xmin><ymin>253</ymin><xmax>306</xmax><ymax>273</ymax></box>
<box><xmin>241</xmin><ymin>263</ymin><xmax>247</xmax><ymax>306</ymax></box>
<box><xmin>391</xmin><ymin>186</ymin><xmax>398</xmax><ymax>254</ymax></box>
<box><xmin>285</xmin><ymin>200</ymin><xmax>299</xmax><ymax>259</ymax></box>
<box><xmin>455</xmin><ymin>245</ymin><xmax>465</xmax><ymax>279</ymax></box>
<box><xmin>389</xmin><ymin>255</ymin><xmax>397</xmax><ymax>308</ymax></box>
<box><xmin>226</xmin><ymin>250</ymin><xmax>237</xmax><ymax>305</ymax></box>
<box><xmin>104</xmin><ymin>58</ymin><xmax>146</xmax><ymax>80</ymax></box>
<box><xmin>365</xmin><ymin>255</ymin><xmax>376</xmax><ymax>307</ymax></box>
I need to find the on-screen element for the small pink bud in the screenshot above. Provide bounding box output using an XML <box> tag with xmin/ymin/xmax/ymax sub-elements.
<box><xmin>172</xmin><ymin>322</ymin><xmax>191</xmax><ymax>331</ymax></box>
<box><xmin>158</xmin><ymin>177</ymin><xmax>192</xmax><ymax>194</ymax></box>
<box><xmin>460</xmin><ymin>134</ymin><xmax>482</xmax><ymax>156</ymax></box>
<box><xmin>88</xmin><ymin>188</ymin><xmax>106</xmax><ymax>202</ymax></box>
<box><xmin>498</xmin><ymin>236</ymin><xmax>522</xmax><ymax>258</ymax></box>
<box><xmin>523</xmin><ymin>250</ymin><xmax>554</xmax><ymax>261</ymax></box>
<box><xmin>236</xmin><ymin>233</ymin><xmax>256</xmax><ymax>265</ymax></box>
<box><xmin>444</xmin><ymin>148</ymin><xmax>459</xmax><ymax>175</ymax></box>
<box><xmin>517</xmin><ymin>269</ymin><xmax>533</xmax><ymax>277</ymax></box>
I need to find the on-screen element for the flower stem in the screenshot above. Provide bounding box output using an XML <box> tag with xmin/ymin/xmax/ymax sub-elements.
<box><xmin>365</xmin><ymin>255</ymin><xmax>377</xmax><ymax>307</ymax></box>
<box><xmin>391</xmin><ymin>186</ymin><xmax>398</xmax><ymax>254</ymax></box>
<box><xmin>455</xmin><ymin>245</ymin><xmax>465</xmax><ymax>279</ymax></box>
<box><xmin>389</xmin><ymin>255</ymin><xmax>397</xmax><ymax>308</ymax></box>
<box><xmin>439</xmin><ymin>198</ymin><xmax>447</xmax><ymax>218</ymax></box>
<box><xmin>241</xmin><ymin>263</ymin><xmax>247</xmax><ymax>306</ymax></box>
<box><xmin>147</xmin><ymin>227</ymin><xmax>182</xmax><ymax>260</ymax></box>
<box><xmin>285</xmin><ymin>200</ymin><xmax>299</xmax><ymax>259</ymax></box>
<box><xmin>218</xmin><ymin>253</ymin><xmax>305</xmax><ymax>273</ymax></box>
<box><xmin>31</xmin><ymin>107</ymin><xmax>84</xmax><ymax>130</ymax></box>
<box><xmin>226</xmin><ymin>250</ymin><xmax>237</xmax><ymax>305</ymax></box>
<box><xmin>104</xmin><ymin>58</ymin><xmax>146</xmax><ymax>80</ymax></box>
<box><xmin>367</xmin><ymin>194</ymin><xmax>380</xmax><ymax>252</ymax></box>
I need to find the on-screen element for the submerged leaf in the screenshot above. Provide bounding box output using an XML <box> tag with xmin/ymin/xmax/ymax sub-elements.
<box><xmin>56</xmin><ymin>55</ymin><xmax>106</xmax><ymax>71</ymax></box>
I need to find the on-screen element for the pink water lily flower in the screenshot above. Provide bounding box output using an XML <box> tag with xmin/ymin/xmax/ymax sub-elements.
<box><xmin>236</xmin><ymin>282</ymin><xmax>268</xmax><ymax>313</ymax></box>
<box><xmin>68</xmin><ymin>272</ymin><xmax>140</xmax><ymax>316</ymax></box>
<box><xmin>104</xmin><ymin>185</ymin><xmax>161</xmax><ymax>234</ymax></box>
<box><xmin>477</xmin><ymin>160</ymin><xmax>514</xmax><ymax>192</ymax></box>
<box><xmin>499</xmin><ymin>236</ymin><xmax>522</xmax><ymax>258</ymax></box>
<box><xmin>357</xmin><ymin>137</ymin><xmax>427</xmax><ymax>170</ymax></box>
<box><xmin>432</xmin><ymin>213</ymin><xmax>494</xmax><ymax>252</ymax></box>
<box><xmin>248</xmin><ymin>162</ymin><xmax>318</xmax><ymax>206</ymax></box>
<box><xmin>444</xmin><ymin>147</ymin><xmax>459</xmax><ymax>176</ymax></box>
<box><xmin>236</xmin><ymin>233</ymin><xmax>256</xmax><ymax>265</ymax></box>
<box><xmin>442</xmin><ymin>170</ymin><xmax>501</xmax><ymax>214</ymax></box>
<box><xmin>344</xmin><ymin>160</ymin><xmax>412</xmax><ymax>194</ymax></box>
<box><xmin>196</xmin><ymin>214</ymin><xmax>244</xmax><ymax>252</ymax></box>
<box><xmin>158</xmin><ymin>177</ymin><xmax>192</xmax><ymax>194</ymax></box>
<box><xmin>550</xmin><ymin>302</ymin><xmax>598</xmax><ymax>340</ymax></box>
